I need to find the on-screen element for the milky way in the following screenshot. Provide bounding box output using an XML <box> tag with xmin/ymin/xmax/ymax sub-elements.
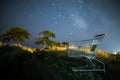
<box><xmin>0</xmin><ymin>0</ymin><xmax>120</xmax><ymax>52</ymax></box>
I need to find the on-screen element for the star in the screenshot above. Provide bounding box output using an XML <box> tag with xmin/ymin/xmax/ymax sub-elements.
<box><xmin>52</xmin><ymin>3</ymin><xmax>56</xmax><ymax>7</ymax></box>
<box><xmin>1</xmin><ymin>0</ymin><xmax>119</xmax><ymax>53</ymax></box>
<box><xmin>58</xmin><ymin>14</ymin><xmax>62</xmax><ymax>17</ymax></box>
<box><xmin>71</xmin><ymin>14</ymin><xmax>74</xmax><ymax>17</ymax></box>
<box><xmin>70</xmin><ymin>32</ymin><xmax>73</xmax><ymax>35</ymax></box>
<box><xmin>73</xmin><ymin>24</ymin><xmax>76</xmax><ymax>26</ymax></box>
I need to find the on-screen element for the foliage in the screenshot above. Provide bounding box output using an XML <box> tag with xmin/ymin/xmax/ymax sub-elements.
<box><xmin>0</xmin><ymin>46</ymin><xmax>63</xmax><ymax>80</ymax></box>
<box><xmin>0</xmin><ymin>26</ymin><xmax>31</xmax><ymax>44</ymax></box>
<box><xmin>0</xmin><ymin>45</ymin><xmax>120</xmax><ymax>80</ymax></box>
<box><xmin>0</xmin><ymin>32</ymin><xmax>11</xmax><ymax>43</ymax></box>
<box><xmin>35</xmin><ymin>50</ymin><xmax>104</xmax><ymax>80</ymax></box>
<box><xmin>35</xmin><ymin>30</ymin><xmax>56</xmax><ymax>48</ymax></box>
<box><xmin>39</xmin><ymin>30</ymin><xmax>56</xmax><ymax>38</ymax></box>
<box><xmin>62</xmin><ymin>42</ymin><xmax>70</xmax><ymax>47</ymax></box>
<box><xmin>96</xmin><ymin>50</ymin><xmax>120</xmax><ymax>80</ymax></box>
<box><xmin>7</xmin><ymin>26</ymin><xmax>31</xmax><ymax>43</ymax></box>
<box><xmin>34</xmin><ymin>49</ymin><xmax>120</xmax><ymax>80</ymax></box>
<box><xmin>0</xmin><ymin>46</ymin><xmax>32</xmax><ymax>62</ymax></box>
<box><xmin>49</xmin><ymin>41</ymin><xmax>61</xmax><ymax>49</ymax></box>
<box><xmin>35</xmin><ymin>37</ymin><xmax>49</xmax><ymax>47</ymax></box>
<box><xmin>0</xmin><ymin>28</ymin><xmax>120</xmax><ymax>80</ymax></box>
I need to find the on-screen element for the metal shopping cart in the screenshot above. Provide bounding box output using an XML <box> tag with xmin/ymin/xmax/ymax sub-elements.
<box><xmin>67</xmin><ymin>33</ymin><xmax>108</xmax><ymax>72</ymax></box>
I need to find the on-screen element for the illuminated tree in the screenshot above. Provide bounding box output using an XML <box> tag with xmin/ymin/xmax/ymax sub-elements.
<box><xmin>55</xmin><ymin>42</ymin><xmax>61</xmax><ymax>47</ymax></box>
<box><xmin>49</xmin><ymin>40</ymin><xmax>56</xmax><ymax>48</ymax></box>
<box><xmin>0</xmin><ymin>26</ymin><xmax>31</xmax><ymax>45</ymax></box>
<box><xmin>62</xmin><ymin>42</ymin><xmax>70</xmax><ymax>47</ymax></box>
<box><xmin>49</xmin><ymin>41</ymin><xmax>61</xmax><ymax>49</ymax></box>
<box><xmin>39</xmin><ymin>30</ymin><xmax>56</xmax><ymax>39</ymax></box>
<box><xmin>0</xmin><ymin>33</ymin><xmax>11</xmax><ymax>45</ymax></box>
<box><xmin>35</xmin><ymin>37</ymin><xmax>49</xmax><ymax>49</ymax></box>
<box><xmin>35</xmin><ymin>30</ymin><xmax>56</xmax><ymax>49</ymax></box>
<box><xmin>54</xmin><ymin>42</ymin><xmax>61</xmax><ymax>50</ymax></box>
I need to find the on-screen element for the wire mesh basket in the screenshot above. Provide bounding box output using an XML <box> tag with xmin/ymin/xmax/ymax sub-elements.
<box><xmin>67</xmin><ymin>39</ymin><xmax>98</xmax><ymax>59</ymax></box>
<box><xmin>67</xmin><ymin>33</ymin><xmax>108</xmax><ymax>72</ymax></box>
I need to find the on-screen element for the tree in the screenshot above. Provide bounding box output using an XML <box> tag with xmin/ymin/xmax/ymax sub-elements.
<box><xmin>35</xmin><ymin>37</ymin><xmax>49</xmax><ymax>49</ymax></box>
<box><xmin>0</xmin><ymin>33</ymin><xmax>11</xmax><ymax>46</ymax></box>
<box><xmin>62</xmin><ymin>42</ymin><xmax>70</xmax><ymax>48</ymax></box>
<box><xmin>0</xmin><ymin>26</ymin><xmax>31</xmax><ymax>45</ymax></box>
<box><xmin>49</xmin><ymin>40</ymin><xmax>61</xmax><ymax>49</ymax></box>
<box><xmin>54</xmin><ymin>42</ymin><xmax>61</xmax><ymax>50</ymax></box>
<box><xmin>35</xmin><ymin>30</ymin><xmax>56</xmax><ymax>49</ymax></box>
<box><xmin>0</xmin><ymin>33</ymin><xmax>10</xmax><ymax>42</ymax></box>
<box><xmin>49</xmin><ymin>40</ymin><xmax>56</xmax><ymax>49</ymax></box>
<box><xmin>39</xmin><ymin>30</ymin><xmax>56</xmax><ymax>39</ymax></box>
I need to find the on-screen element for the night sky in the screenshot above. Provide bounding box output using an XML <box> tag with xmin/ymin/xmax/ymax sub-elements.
<box><xmin>0</xmin><ymin>0</ymin><xmax>120</xmax><ymax>53</ymax></box>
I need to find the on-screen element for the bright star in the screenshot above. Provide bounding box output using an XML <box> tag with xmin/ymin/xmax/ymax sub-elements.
<box><xmin>58</xmin><ymin>14</ymin><xmax>62</xmax><ymax>17</ymax></box>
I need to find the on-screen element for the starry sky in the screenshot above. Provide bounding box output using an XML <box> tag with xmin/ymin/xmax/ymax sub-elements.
<box><xmin>0</xmin><ymin>0</ymin><xmax>120</xmax><ymax>53</ymax></box>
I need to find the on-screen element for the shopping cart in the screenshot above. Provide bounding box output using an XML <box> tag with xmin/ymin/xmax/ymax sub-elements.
<box><xmin>67</xmin><ymin>33</ymin><xmax>108</xmax><ymax>72</ymax></box>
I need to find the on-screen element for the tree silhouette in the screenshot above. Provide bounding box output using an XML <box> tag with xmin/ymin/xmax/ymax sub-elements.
<box><xmin>62</xmin><ymin>42</ymin><xmax>70</xmax><ymax>48</ymax></box>
<box><xmin>0</xmin><ymin>33</ymin><xmax>11</xmax><ymax>46</ymax></box>
<box><xmin>0</xmin><ymin>26</ymin><xmax>31</xmax><ymax>45</ymax></box>
<box><xmin>39</xmin><ymin>30</ymin><xmax>56</xmax><ymax>39</ymax></box>
<box><xmin>49</xmin><ymin>40</ymin><xmax>56</xmax><ymax>48</ymax></box>
<box><xmin>35</xmin><ymin>30</ymin><xmax>56</xmax><ymax>49</ymax></box>
<box><xmin>49</xmin><ymin>40</ymin><xmax>61</xmax><ymax>49</ymax></box>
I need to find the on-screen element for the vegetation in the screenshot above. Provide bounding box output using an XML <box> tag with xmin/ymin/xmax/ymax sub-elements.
<box><xmin>0</xmin><ymin>26</ymin><xmax>31</xmax><ymax>45</ymax></box>
<box><xmin>35</xmin><ymin>30</ymin><xmax>61</xmax><ymax>49</ymax></box>
<box><xmin>35</xmin><ymin>30</ymin><xmax>56</xmax><ymax>48</ymax></box>
<box><xmin>34</xmin><ymin>49</ymin><xmax>120</xmax><ymax>80</ymax></box>
<box><xmin>0</xmin><ymin>26</ymin><xmax>120</xmax><ymax>80</ymax></box>
<box><xmin>0</xmin><ymin>46</ymin><xmax>63</xmax><ymax>80</ymax></box>
<box><xmin>62</xmin><ymin>42</ymin><xmax>70</xmax><ymax>47</ymax></box>
<box><xmin>97</xmin><ymin>49</ymin><xmax>120</xmax><ymax>80</ymax></box>
<box><xmin>1</xmin><ymin>45</ymin><xmax>120</xmax><ymax>80</ymax></box>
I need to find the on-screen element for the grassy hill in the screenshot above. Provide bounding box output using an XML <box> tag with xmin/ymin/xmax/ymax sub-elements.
<box><xmin>0</xmin><ymin>46</ymin><xmax>120</xmax><ymax>80</ymax></box>
<box><xmin>0</xmin><ymin>46</ymin><xmax>63</xmax><ymax>80</ymax></box>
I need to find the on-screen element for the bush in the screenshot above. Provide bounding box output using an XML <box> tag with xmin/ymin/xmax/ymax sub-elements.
<box><xmin>35</xmin><ymin>49</ymin><xmax>120</xmax><ymax>80</ymax></box>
